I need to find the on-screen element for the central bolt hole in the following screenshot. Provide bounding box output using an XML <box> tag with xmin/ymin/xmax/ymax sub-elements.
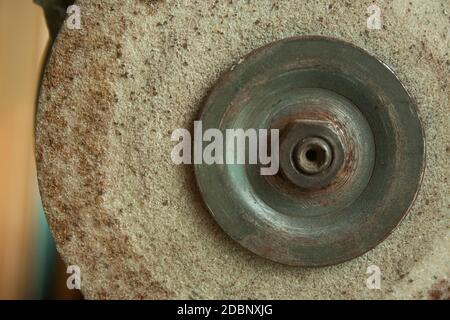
<box><xmin>306</xmin><ymin>148</ymin><xmax>318</xmax><ymax>162</ymax></box>
<box><xmin>293</xmin><ymin>137</ymin><xmax>333</xmax><ymax>175</ymax></box>
<box><xmin>305</xmin><ymin>145</ymin><xmax>327</xmax><ymax>167</ymax></box>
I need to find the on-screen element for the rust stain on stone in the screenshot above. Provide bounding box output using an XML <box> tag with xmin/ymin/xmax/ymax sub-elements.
<box><xmin>36</xmin><ymin>2</ymin><xmax>173</xmax><ymax>299</ymax></box>
<box><xmin>428</xmin><ymin>279</ymin><xmax>450</xmax><ymax>300</ymax></box>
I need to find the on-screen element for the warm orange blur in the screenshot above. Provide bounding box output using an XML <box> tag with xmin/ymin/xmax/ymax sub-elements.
<box><xmin>0</xmin><ymin>0</ymin><xmax>83</xmax><ymax>300</ymax></box>
<box><xmin>0</xmin><ymin>0</ymin><xmax>48</xmax><ymax>299</ymax></box>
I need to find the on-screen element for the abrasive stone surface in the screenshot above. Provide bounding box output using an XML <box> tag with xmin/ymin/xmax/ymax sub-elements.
<box><xmin>36</xmin><ymin>0</ymin><xmax>449</xmax><ymax>299</ymax></box>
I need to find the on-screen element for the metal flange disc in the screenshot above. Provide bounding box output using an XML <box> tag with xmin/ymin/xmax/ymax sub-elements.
<box><xmin>195</xmin><ymin>36</ymin><xmax>425</xmax><ymax>266</ymax></box>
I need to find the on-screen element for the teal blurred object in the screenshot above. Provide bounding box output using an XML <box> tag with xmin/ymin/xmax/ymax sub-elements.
<box><xmin>32</xmin><ymin>198</ymin><xmax>56</xmax><ymax>299</ymax></box>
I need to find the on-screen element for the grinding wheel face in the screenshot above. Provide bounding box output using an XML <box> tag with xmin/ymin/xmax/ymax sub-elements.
<box><xmin>195</xmin><ymin>36</ymin><xmax>424</xmax><ymax>266</ymax></box>
<box><xmin>36</xmin><ymin>0</ymin><xmax>450</xmax><ymax>299</ymax></box>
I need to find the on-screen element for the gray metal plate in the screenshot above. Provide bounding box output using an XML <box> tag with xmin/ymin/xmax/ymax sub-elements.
<box><xmin>195</xmin><ymin>36</ymin><xmax>425</xmax><ymax>266</ymax></box>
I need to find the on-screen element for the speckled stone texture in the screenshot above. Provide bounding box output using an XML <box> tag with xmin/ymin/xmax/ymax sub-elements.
<box><xmin>36</xmin><ymin>0</ymin><xmax>449</xmax><ymax>299</ymax></box>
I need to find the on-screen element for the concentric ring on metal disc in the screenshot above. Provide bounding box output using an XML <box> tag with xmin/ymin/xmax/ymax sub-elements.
<box><xmin>194</xmin><ymin>36</ymin><xmax>424</xmax><ymax>266</ymax></box>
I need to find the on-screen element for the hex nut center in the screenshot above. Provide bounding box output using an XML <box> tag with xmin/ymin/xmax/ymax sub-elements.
<box><xmin>294</xmin><ymin>137</ymin><xmax>332</xmax><ymax>175</ymax></box>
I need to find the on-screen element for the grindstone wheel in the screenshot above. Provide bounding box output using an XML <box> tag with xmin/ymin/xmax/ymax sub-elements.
<box><xmin>36</xmin><ymin>1</ymin><xmax>449</xmax><ymax>299</ymax></box>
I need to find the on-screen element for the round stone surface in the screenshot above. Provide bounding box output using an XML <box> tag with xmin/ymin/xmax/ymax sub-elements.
<box><xmin>36</xmin><ymin>1</ymin><xmax>449</xmax><ymax>299</ymax></box>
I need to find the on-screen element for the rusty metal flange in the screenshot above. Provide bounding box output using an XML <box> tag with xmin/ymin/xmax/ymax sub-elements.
<box><xmin>194</xmin><ymin>36</ymin><xmax>424</xmax><ymax>266</ymax></box>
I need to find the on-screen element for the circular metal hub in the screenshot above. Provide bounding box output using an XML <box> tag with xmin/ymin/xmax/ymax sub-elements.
<box><xmin>195</xmin><ymin>36</ymin><xmax>424</xmax><ymax>266</ymax></box>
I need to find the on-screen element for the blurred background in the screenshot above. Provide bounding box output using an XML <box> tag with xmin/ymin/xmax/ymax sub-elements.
<box><xmin>0</xmin><ymin>0</ymin><xmax>81</xmax><ymax>299</ymax></box>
